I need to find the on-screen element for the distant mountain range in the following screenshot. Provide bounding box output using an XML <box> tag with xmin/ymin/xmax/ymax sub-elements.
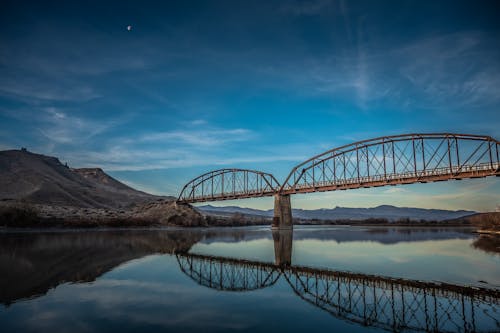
<box><xmin>0</xmin><ymin>149</ymin><xmax>169</xmax><ymax>208</ymax></box>
<box><xmin>196</xmin><ymin>204</ymin><xmax>476</xmax><ymax>221</ymax></box>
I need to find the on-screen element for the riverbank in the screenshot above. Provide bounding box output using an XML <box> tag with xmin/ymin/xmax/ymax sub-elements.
<box><xmin>0</xmin><ymin>200</ymin><xmax>207</xmax><ymax>227</ymax></box>
<box><xmin>476</xmin><ymin>229</ymin><xmax>500</xmax><ymax>235</ymax></box>
<box><xmin>2</xmin><ymin>201</ymin><xmax>498</xmax><ymax>229</ymax></box>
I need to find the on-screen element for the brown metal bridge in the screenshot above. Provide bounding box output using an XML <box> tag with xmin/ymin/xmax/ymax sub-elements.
<box><xmin>177</xmin><ymin>133</ymin><xmax>500</xmax><ymax>228</ymax></box>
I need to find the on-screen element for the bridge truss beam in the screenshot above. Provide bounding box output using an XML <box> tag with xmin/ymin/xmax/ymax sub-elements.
<box><xmin>280</xmin><ymin>133</ymin><xmax>500</xmax><ymax>195</ymax></box>
<box><xmin>178</xmin><ymin>168</ymin><xmax>280</xmax><ymax>203</ymax></box>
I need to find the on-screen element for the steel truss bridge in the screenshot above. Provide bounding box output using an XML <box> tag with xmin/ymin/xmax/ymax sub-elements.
<box><xmin>177</xmin><ymin>252</ymin><xmax>500</xmax><ymax>333</ymax></box>
<box><xmin>178</xmin><ymin>133</ymin><xmax>499</xmax><ymax>201</ymax></box>
<box><xmin>177</xmin><ymin>133</ymin><xmax>500</xmax><ymax>227</ymax></box>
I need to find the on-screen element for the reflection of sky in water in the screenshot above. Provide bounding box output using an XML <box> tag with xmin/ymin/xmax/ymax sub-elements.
<box><xmin>292</xmin><ymin>238</ymin><xmax>500</xmax><ymax>286</ymax></box>
<box><xmin>1</xmin><ymin>255</ymin><xmax>380</xmax><ymax>333</ymax></box>
<box><xmin>0</xmin><ymin>226</ymin><xmax>498</xmax><ymax>333</ymax></box>
<box><xmin>192</xmin><ymin>226</ymin><xmax>500</xmax><ymax>287</ymax></box>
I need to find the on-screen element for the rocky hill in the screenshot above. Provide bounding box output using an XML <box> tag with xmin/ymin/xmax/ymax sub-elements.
<box><xmin>0</xmin><ymin>149</ymin><xmax>165</xmax><ymax>209</ymax></box>
<box><xmin>448</xmin><ymin>212</ymin><xmax>500</xmax><ymax>232</ymax></box>
<box><xmin>0</xmin><ymin>149</ymin><xmax>207</xmax><ymax>227</ymax></box>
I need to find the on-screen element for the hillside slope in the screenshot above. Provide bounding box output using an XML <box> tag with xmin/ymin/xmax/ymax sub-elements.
<box><xmin>449</xmin><ymin>212</ymin><xmax>500</xmax><ymax>232</ymax></box>
<box><xmin>0</xmin><ymin>149</ymin><xmax>161</xmax><ymax>208</ymax></box>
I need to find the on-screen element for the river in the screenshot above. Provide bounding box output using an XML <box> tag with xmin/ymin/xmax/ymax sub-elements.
<box><xmin>0</xmin><ymin>226</ymin><xmax>498</xmax><ymax>332</ymax></box>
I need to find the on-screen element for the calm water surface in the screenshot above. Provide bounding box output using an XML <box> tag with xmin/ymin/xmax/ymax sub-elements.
<box><xmin>0</xmin><ymin>226</ymin><xmax>498</xmax><ymax>332</ymax></box>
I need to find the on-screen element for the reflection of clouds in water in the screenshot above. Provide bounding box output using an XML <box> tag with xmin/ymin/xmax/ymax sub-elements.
<box><xmin>294</xmin><ymin>238</ymin><xmax>478</xmax><ymax>259</ymax></box>
<box><xmin>287</xmin><ymin>238</ymin><xmax>500</xmax><ymax>286</ymax></box>
<box><xmin>21</xmin><ymin>273</ymin><xmax>260</xmax><ymax>331</ymax></box>
<box><xmin>2</xmin><ymin>228</ymin><xmax>498</xmax><ymax>333</ymax></box>
<box><xmin>111</xmin><ymin>254</ymin><xmax>164</xmax><ymax>271</ymax></box>
<box><xmin>387</xmin><ymin>256</ymin><xmax>410</xmax><ymax>263</ymax></box>
<box><xmin>192</xmin><ymin>239</ymin><xmax>275</xmax><ymax>262</ymax></box>
<box><xmin>192</xmin><ymin>228</ymin><xmax>499</xmax><ymax>287</ymax></box>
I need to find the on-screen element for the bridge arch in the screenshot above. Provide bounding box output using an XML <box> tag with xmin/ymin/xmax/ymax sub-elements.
<box><xmin>280</xmin><ymin>133</ymin><xmax>500</xmax><ymax>195</ymax></box>
<box><xmin>176</xmin><ymin>253</ymin><xmax>281</xmax><ymax>292</ymax></box>
<box><xmin>178</xmin><ymin>168</ymin><xmax>280</xmax><ymax>203</ymax></box>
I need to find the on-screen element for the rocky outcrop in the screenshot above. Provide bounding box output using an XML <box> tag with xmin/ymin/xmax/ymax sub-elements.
<box><xmin>448</xmin><ymin>212</ymin><xmax>500</xmax><ymax>232</ymax></box>
<box><xmin>0</xmin><ymin>149</ymin><xmax>161</xmax><ymax>208</ymax></box>
<box><xmin>0</xmin><ymin>149</ymin><xmax>205</xmax><ymax>227</ymax></box>
<box><xmin>133</xmin><ymin>201</ymin><xmax>207</xmax><ymax>227</ymax></box>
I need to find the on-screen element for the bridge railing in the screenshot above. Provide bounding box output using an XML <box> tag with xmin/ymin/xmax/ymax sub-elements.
<box><xmin>178</xmin><ymin>168</ymin><xmax>280</xmax><ymax>203</ymax></box>
<box><xmin>285</xmin><ymin>162</ymin><xmax>500</xmax><ymax>193</ymax></box>
<box><xmin>281</xmin><ymin>134</ymin><xmax>500</xmax><ymax>194</ymax></box>
<box><xmin>176</xmin><ymin>133</ymin><xmax>499</xmax><ymax>202</ymax></box>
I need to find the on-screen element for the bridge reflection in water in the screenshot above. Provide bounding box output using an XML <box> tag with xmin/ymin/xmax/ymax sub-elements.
<box><xmin>177</xmin><ymin>232</ymin><xmax>499</xmax><ymax>333</ymax></box>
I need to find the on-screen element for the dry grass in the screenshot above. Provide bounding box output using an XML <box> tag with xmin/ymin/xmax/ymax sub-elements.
<box><xmin>461</xmin><ymin>212</ymin><xmax>500</xmax><ymax>231</ymax></box>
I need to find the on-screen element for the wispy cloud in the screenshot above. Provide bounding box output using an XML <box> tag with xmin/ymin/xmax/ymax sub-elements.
<box><xmin>396</xmin><ymin>32</ymin><xmax>500</xmax><ymax>108</ymax></box>
<box><xmin>0</xmin><ymin>106</ymin><xmax>124</xmax><ymax>154</ymax></box>
<box><xmin>186</xmin><ymin>119</ymin><xmax>208</xmax><ymax>126</ymax></box>
<box><xmin>0</xmin><ymin>75</ymin><xmax>100</xmax><ymax>102</ymax></box>
<box><xmin>288</xmin><ymin>31</ymin><xmax>500</xmax><ymax>112</ymax></box>
<box><xmin>383</xmin><ymin>187</ymin><xmax>409</xmax><ymax>195</ymax></box>
<box><xmin>37</xmin><ymin>108</ymin><xmax>117</xmax><ymax>144</ymax></box>
<box><xmin>137</xmin><ymin>128</ymin><xmax>253</xmax><ymax>146</ymax></box>
<box><xmin>66</xmin><ymin>146</ymin><xmax>302</xmax><ymax>171</ymax></box>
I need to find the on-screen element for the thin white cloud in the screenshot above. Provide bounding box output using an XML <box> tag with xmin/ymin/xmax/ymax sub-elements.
<box><xmin>37</xmin><ymin>107</ymin><xmax>118</xmax><ymax>144</ymax></box>
<box><xmin>383</xmin><ymin>187</ymin><xmax>409</xmax><ymax>194</ymax></box>
<box><xmin>396</xmin><ymin>32</ymin><xmax>500</xmax><ymax>108</ymax></box>
<box><xmin>47</xmin><ymin>120</ymin><xmax>301</xmax><ymax>171</ymax></box>
<box><xmin>187</xmin><ymin>119</ymin><xmax>208</xmax><ymax>126</ymax></box>
<box><xmin>138</xmin><ymin>128</ymin><xmax>253</xmax><ymax>146</ymax></box>
<box><xmin>68</xmin><ymin>148</ymin><xmax>303</xmax><ymax>171</ymax></box>
<box><xmin>0</xmin><ymin>76</ymin><xmax>100</xmax><ymax>102</ymax></box>
<box><xmin>288</xmin><ymin>31</ymin><xmax>500</xmax><ymax>112</ymax></box>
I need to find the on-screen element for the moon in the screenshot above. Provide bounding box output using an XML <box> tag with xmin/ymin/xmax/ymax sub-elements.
<box><xmin>127</xmin><ymin>25</ymin><xmax>132</xmax><ymax>31</ymax></box>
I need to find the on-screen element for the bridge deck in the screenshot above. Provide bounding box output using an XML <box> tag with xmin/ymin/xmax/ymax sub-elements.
<box><xmin>177</xmin><ymin>134</ymin><xmax>500</xmax><ymax>204</ymax></box>
<box><xmin>178</xmin><ymin>163</ymin><xmax>498</xmax><ymax>203</ymax></box>
<box><xmin>281</xmin><ymin>163</ymin><xmax>499</xmax><ymax>195</ymax></box>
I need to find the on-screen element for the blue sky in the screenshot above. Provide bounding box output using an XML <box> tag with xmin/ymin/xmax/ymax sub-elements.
<box><xmin>0</xmin><ymin>0</ymin><xmax>499</xmax><ymax>211</ymax></box>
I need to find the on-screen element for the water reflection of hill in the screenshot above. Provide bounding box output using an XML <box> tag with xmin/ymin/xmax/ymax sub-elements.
<box><xmin>473</xmin><ymin>234</ymin><xmax>500</xmax><ymax>254</ymax></box>
<box><xmin>198</xmin><ymin>226</ymin><xmax>473</xmax><ymax>245</ymax></box>
<box><xmin>0</xmin><ymin>227</ymin><xmax>489</xmax><ymax>307</ymax></box>
<box><xmin>0</xmin><ymin>230</ymin><xmax>201</xmax><ymax>305</ymax></box>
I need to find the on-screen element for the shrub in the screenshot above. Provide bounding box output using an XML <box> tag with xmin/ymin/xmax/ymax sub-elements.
<box><xmin>0</xmin><ymin>204</ymin><xmax>40</xmax><ymax>227</ymax></box>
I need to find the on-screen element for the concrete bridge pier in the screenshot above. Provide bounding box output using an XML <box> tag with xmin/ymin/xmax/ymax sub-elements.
<box><xmin>272</xmin><ymin>194</ymin><xmax>293</xmax><ymax>229</ymax></box>
<box><xmin>272</xmin><ymin>229</ymin><xmax>293</xmax><ymax>266</ymax></box>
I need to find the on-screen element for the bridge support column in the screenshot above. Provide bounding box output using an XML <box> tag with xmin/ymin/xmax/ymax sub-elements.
<box><xmin>272</xmin><ymin>229</ymin><xmax>293</xmax><ymax>266</ymax></box>
<box><xmin>272</xmin><ymin>194</ymin><xmax>293</xmax><ymax>229</ymax></box>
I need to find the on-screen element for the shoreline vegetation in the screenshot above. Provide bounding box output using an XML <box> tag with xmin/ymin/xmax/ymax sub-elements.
<box><xmin>1</xmin><ymin>200</ymin><xmax>499</xmax><ymax>231</ymax></box>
